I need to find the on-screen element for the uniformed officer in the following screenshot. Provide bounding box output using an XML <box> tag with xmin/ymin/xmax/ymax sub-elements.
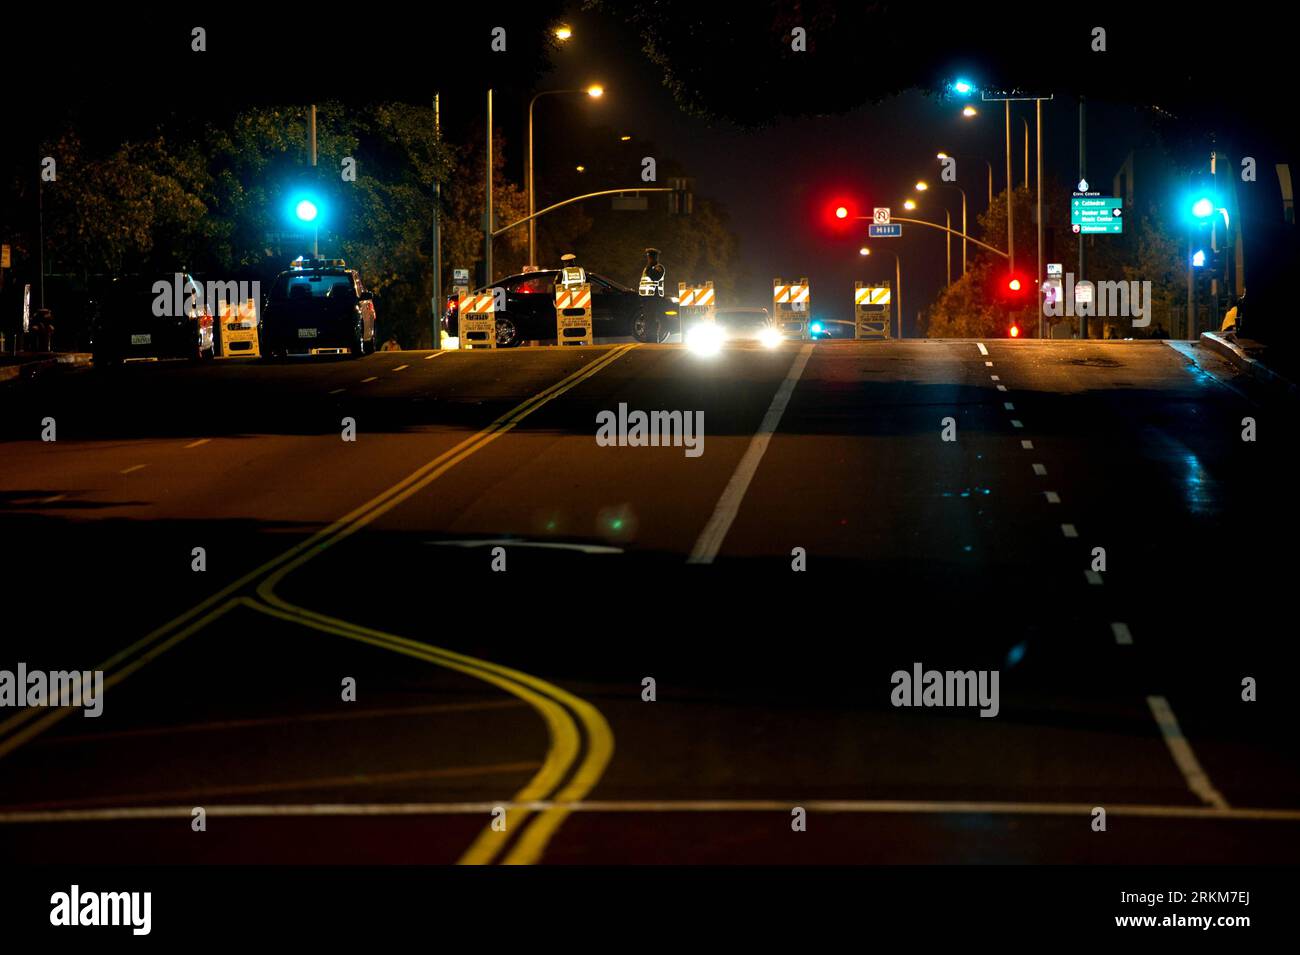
<box><xmin>639</xmin><ymin>248</ymin><xmax>666</xmax><ymax>296</ymax></box>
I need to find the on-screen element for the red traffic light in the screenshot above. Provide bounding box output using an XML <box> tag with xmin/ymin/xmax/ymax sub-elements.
<box><xmin>1008</xmin><ymin>277</ymin><xmax>1022</xmax><ymax>292</ymax></box>
<box><xmin>835</xmin><ymin>206</ymin><xmax>849</xmax><ymax>219</ymax></box>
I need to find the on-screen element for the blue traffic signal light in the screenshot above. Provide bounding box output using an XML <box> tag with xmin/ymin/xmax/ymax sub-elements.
<box><xmin>1191</xmin><ymin>197</ymin><xmax>1214</xmax><ymax>219</ymax></box>
<box><xmin>295</xmin><ymin>199</ymin><xmax>319</xmax><ymax>222</ymax></box>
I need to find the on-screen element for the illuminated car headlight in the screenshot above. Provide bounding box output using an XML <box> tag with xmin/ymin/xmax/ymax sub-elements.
<box><xmin>759</xmin><ymin>327</ymin><xmax>782</xmax><ymax>349</ymax></box>
<box><xmin>685</xmin><ymin>322</ymin><xmax>726</xmax><ymax>356</ymax></box>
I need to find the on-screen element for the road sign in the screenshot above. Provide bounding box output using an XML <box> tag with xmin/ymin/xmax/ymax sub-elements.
<box><xmin>1070</xmin><ymin>195</ymin><xmax>1123</xmax><ymax>234</ymax></box>
<box><xmin>773</xmin><ymin>278</ymin><xmax>811</xmax><ymax>338</ymax></box>
<box><xmin>873</xmin><ymin>207</ymin><xmax>891</xmax><ymax>225</ymax></box>
<box><xmin>868</xmin><ymin>224</ymin><xmax>902</xmax><ymax>238</ymax></box>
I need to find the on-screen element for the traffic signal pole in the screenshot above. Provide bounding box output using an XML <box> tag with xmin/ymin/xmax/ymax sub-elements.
<box><xmin>1006</xmin><ymin>101</ymin><xmax>1014</xmax><ymax>274</ymax></box>
<box><xmin>485</xmin><ymin>89</ymin><xmax>493</xmax><ymax>289</ymax></box>
<box><xmin>432</xmin><ymin>92</ymin><xmax>442</xmax><ymax>351</ymax></box>
<box><xmin>1036</xmin><ymin>97</ymin><xmax>1044</xmax><ymax>339</ymax></box>
<box><xmin>1078</xmin><ymin>96</ymin><xmax>1087</xmax><ymax>339</ymax></box>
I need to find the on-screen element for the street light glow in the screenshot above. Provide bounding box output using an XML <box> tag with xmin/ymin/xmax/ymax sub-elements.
<box><xmin>554</xmin><ymin>25</ymin><xmax>573</xmax><ymax>40</ymax></box>
<box><xmin>903</xmin><ymin>199</ymin><xmax>917</xmax><ymax>210</ymax></box>
<box><xmin>915</xmin><ymin>181</ymin><xmax>929</xmax><ymax>192</ymax></box>
<box><xmin>587</xmin><ymin>84</ymin><xmax>604</xmax><ymax>98</ymax></box>
<box><xmin>936</xmin><ymin>152</ymin><xmax>949</xmax><ymax>159</ymax></box>
<box><xmin>860</xmin><ymin>247</ymin><xmax>870</xmax><ymax>256</ymax></box>
<box><xmin>962</xmin><ymin>106</ymin><xmax>978</xmax><ymax>117</ymax></box>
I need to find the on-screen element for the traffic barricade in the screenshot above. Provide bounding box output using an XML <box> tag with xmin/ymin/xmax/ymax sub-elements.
<box><xmin>218</xmin><ymin>299</ymin><xmax>261</xmax><ymax>358</ymax></box>
<box><xmin>459</xmin><ymin>291</ymin><xmax>497</xmax><ymax>349</ymax></box>
<box><xmin>774</xmin><ymin>277</ymin><xmax>811</xmax><ymax>339</ymax></box>
<box><xmin>854</xmin><ymin>282</ymin><xmax>891</xmax><ymax>340</ymax></box>
<box><xmin>677</xmin><ymin>281</ymin><xmax>716</xmax><ymax>333</ymax></box>
<box><xmin>555</xmin><ymin>284</ymin><xmax>594</xmax><ymax>346</ymax></box>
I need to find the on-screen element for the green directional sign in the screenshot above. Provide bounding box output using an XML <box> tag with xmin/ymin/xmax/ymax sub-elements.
<box><xmin>1071</xmin><ymin>195</ymin><xmax>1124</xmax><ymax>234</ymax></box>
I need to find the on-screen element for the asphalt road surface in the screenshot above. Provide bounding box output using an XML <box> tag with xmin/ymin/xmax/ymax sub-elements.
<box><xmin>1</xmin><ymin>338</ymin><xmax>1296</xmax><ymax>864</ymax></box>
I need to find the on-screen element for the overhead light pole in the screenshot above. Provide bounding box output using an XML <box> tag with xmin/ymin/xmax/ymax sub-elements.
<box><xmin>526</xmin><ymin>85</ymin><xmax>604</xmax><ymax>266</ymax></box>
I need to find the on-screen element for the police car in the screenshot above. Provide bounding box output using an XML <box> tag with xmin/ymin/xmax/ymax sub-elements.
<box><xmin>260</xmin><ymin>258</ymin><xmax>376</xmax><ymax>358</ymax></box>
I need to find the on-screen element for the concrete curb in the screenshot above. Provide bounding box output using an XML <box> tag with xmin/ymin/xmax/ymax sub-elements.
<box><xmin>0</xmin><ymin>353</ymin><xmax>92</xmax><ymax>384</ymax></box>
<box><xmin>1198</xmin><ymin>333</ymin><xmax>1298</xmax><ymax>402</ymax></box>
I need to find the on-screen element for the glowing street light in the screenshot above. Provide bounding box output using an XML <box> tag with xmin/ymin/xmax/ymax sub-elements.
<box><xmin>915</xmin><ymin>181</ymin><xmax>929</xmax><ymax>192</ymax></box>
<box><xmin>903</xmin><ymin>199</ymin><xmax>917</xmax><ymax>211</ymax></box>
<box><xmin>962</xmin><ymin>106</ymin><xmax>978</xmax><ymax>118</ymax></box>
<box><xmin>586</xmin><ymin>84</ymin><xmax>604</xmax><ymax>98</ymax></box>
<box><xmin>859</xmin><ymin>247</ymin><xmax>870</xmax><ymax>256</ymax></box>
<box><xmin>555</xmin><ymin>25</ymin><xmax>573</xmax><ymax>40</ymax></box>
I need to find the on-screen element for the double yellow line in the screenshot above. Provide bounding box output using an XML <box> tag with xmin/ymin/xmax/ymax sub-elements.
<box><xmin>0</xmin><ymin>343</ymin><xmax>634</xmax><ymax>862</ymax></box>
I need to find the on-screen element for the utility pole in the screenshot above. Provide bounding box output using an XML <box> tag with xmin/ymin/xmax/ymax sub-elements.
<box><xmin>432</xmin><ymin>93</ymin><xmax>442</xmax><ymax>350</ymax></box>
<box><xmin>485</xmin><ymin>89</ymin><xmax>493</xmax><ymax>288</ymax></box>
<box><xmin>309</xmin><ymin>104</ymin><xmax>319</xmax><ymax>257</ymax></box>
<box><xmin>1077</xmin><ymin>96</ymin><xmax>1087</xmax><ymax>339</ymax></box>
<box><xmin>1006</xmin><ymin>100</ymin><xmax>1015</xmax><ymax>273</ymax></box>
<box><xmin>1036</xmin><ymin>98</ymin><xmax>1044</xmax><ymax>339</ymax></box>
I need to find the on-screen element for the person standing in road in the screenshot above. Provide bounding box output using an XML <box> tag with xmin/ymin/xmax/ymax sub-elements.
<box><xmin>639</xmin><ymin>248</ymin><xmax>666</xmax><ymax>297</ymax></box>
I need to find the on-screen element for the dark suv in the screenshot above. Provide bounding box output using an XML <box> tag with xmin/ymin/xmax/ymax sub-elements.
<box><xmin>90</xmin><ymin>272</ymin><xmax>215</xmax><ymax>367</ymax></box>
<box><xmin>441</xmin><ymin>270</ymin><xmax>673</xmax><ymax>347</ymax></box>
<box><xmin>261</xmin><ymin>258</ymin><xmax>376</xmax><ymax>358</ymax></box>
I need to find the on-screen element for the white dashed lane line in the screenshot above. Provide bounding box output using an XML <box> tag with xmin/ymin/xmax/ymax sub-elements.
<box><xmin>997</xmin><ymin>384</ymin><xmax>1008</xmax><ymax>392</ymax></box>
<box><xmin>1003</xmin><ymin>402</ymin><xmax>1015</xmax><ymax>410</ymax></box>
<box><xmin>392</xmin><ymin>364</ymin><xmax>410</xmax><ymax>372</ymax></box>
<box><xmin>119</xmin><ymin>464</ymin><xmax>147</xmax><ymax>475</ymax></box>
<box><xmin>1021</xmin><ymin>439</ymin><xmax>1033</xmax><ymax>450</ymax></box>
<box><xmin>1032</xmin><ymin>463</ymin><xmax>1047</xmax><ymax>476</ymax></box>
<box><xmin>1060</xmin><ymin>524</ymin><xmax>1078</xmax><ymax>538</ymax></box>
<box><xmin>1010</xmin><ymin>419</ymin><xmax>1023</xmax><ymax>428</ymax></box>
<box><xmin>328</xmin><ymin>388</ymin><xmax>345</xmax><ymax>395</ymax></box>
<box><xmin>976</xmin><ymin>342</ymin><xmax>989</xmax><ymax>356</ymax></box>
<box><xmin>184</xmin><ymin>439</ymin><xmax>210</xmax><ymax>449</ymax></box>
<box><xmin>1111</xmin><ymin>622</ymin><xmax>1133</xmax><ymax>644</ymax></box>
<box><xmin>1044</xmin><ymin>491</ymin><xmax>1060</xmax><ymax>504</ymax></box>
<box><xmin>1086</xmin><ymin>570</ymin><xmax>1104</xmax><ymax>586</ymax></box>
<box><xmin>361</xmin><ymin>376</ymin><xmax>378</xmax><ymax>383</ymax></box>
<box><xmin>990</xmin><ymin>374</ymin><xmax>1000</xmax><ymax>380</ymax></box>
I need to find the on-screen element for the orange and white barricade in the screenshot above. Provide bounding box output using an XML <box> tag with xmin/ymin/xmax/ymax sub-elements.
<box><xmin>677</xmin><ymin>281</ymin><xmax>716</xmax><ymax>337</ymax></box>
<box><xmin>218</xmin><ymin>298</ymin><xmax>261</xmax><ymax>358</ymax></box>
<box><xmin>773</xmin><ymin>277</ymin><xmax>811</xmax><ymax>339</ymax></box>
<box><xmin>555</xmin><ymin>284</ymin><xmax>593</xmax><ymax>346</ymax></box>
<box><xmin>459</xmin><ymin>291</ymin><xmax>497</xmax><ymax>349</ymax></box>
<box><xmin>854</xmin><ymin>282</ymin><xmax>891</xmax><ymax>340</ymax></box>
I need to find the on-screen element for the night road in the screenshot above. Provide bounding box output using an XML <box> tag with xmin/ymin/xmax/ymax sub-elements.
<box><xmin>3</xmin><ymin>339</ymin><xmax>1295</xmax><ymax>867</ymax></box>
<box><xmin>5</xmin><ymin>3</ymin><xmax>1299</xmax><ymax>941</ymax></box>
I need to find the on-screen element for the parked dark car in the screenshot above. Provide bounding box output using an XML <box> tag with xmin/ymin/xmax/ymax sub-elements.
<box><xmin>441</xmin><ymin>269</ymin><xmax>673</xmax><ymax>347</ymax></box>
<box><xmin>260</xmin><ymin>258</ymin><xmax>376</xmax><ymax>358</ymax></box>
<box><xmin>90</xmin><ymin>272</ymin><xmax>214</xmax><ymax>367</ymax></box>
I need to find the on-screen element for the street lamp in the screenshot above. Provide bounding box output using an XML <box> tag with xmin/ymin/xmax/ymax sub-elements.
<box><xmin>919</xmin><ymin>179</ymin><xmax>968</xmax><ymax>276</ymax></box>
<box><xmin>962</xmin><ymin>106</ymin><xmax>978</xmax><ymax>118</ymax></box>
<box><xmin>903</xmin><ymin>199</ymin><xmax>917</xmax><ymax>211</ymax></box>
<box><xmin>913</xmin><ymin>186</ymin><xmax>953</xmax><ymax>287</ymax></box>
<box><xmin>527</xmin><ymin>85</ymin><xmax>606</xmax><ymax>265</ymax></box>
<box><xmin>937</xmin><ymin>152</ymin><xmax>993</xmax><ymax>209</ymax></box>
<box><xmin>554</xmin><ymin>25</ymin><xmax>573</xmax><ymax>40</ymax></box>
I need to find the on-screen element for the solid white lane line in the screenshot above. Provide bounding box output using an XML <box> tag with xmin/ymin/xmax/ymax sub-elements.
<box><xmin>990</xmin><ymin>374</ymin><xmax>1000</xmax><ymax>380</ymax></box>
<box><xmin>119</xmin><ymin>465</ymin><xmax>147</xmax><ymax>475</ymax></box>
<box><xmin>976</xmin><ymin>343</ymin><xmax>989</xmax><ymax>356</ymax></box>
<box><xmin>393</xmin><ymin>364</ymin><xmax>410</xmax><ymax>372</ymax></box>
<box><xmin>1112</xmin><ymin>622</ymin><xmax>1134</xmax><ymax>644</ymax></box>
<box><xmin>1032</xmin><ymin>463</ymin><xmax>1047</xmax><ymax>476</ymax></box>
<box><xmin>1147</xmin><ymin>695</ymin><xmax>1230</xmax><ymax>809</ymax></box>
<box><xmin>184</xmin><ymin>439</ymin><xmax>211</xmax><ymax>449</ymax></box>
<box><xmin>1044</xmin><ymin>491</ymin><xmax>1060</xmax><ymax>504</ymax></box>
<box><xmin>429</xmin><ymin>539</ymin><xmax>623</xmax><ymax>555</ymax></box>
<box><xmin>688</xmin><ymin>344</ymin><xmax>814</xmax><ymax>564</ymax></box>
<box><xmin>6</xmin><ymin>798</ymin><xmax>1294</xmax><ymax>824</ymax></box>
<box><xmin>1061</xmin><ymin>524</ymin><xmax>1078</xmax><ymax>537</ymax></box>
